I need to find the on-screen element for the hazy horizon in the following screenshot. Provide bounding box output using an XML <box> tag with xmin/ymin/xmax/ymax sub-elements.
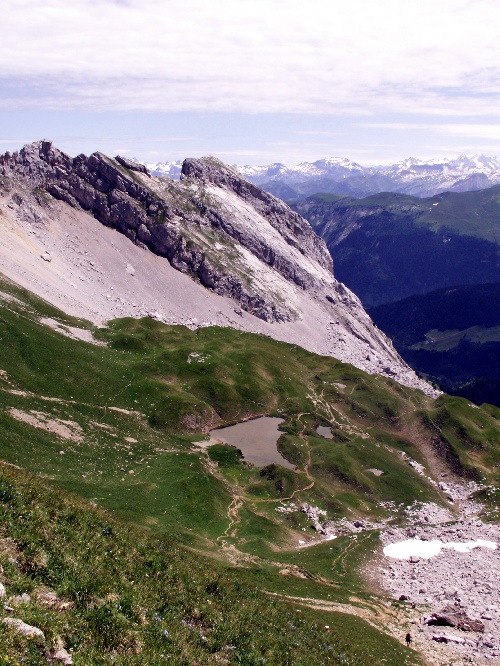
<box><xmin>2</xmin><ymin>1</ymin><xmax>500</xmax><ymax>165</ymax></box>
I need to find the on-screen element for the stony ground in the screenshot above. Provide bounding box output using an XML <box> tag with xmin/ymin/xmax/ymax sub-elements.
<box><xmin>378</xmin><ymin>483</ymin><xmax>500</xmax><ymax>665</ymax></box>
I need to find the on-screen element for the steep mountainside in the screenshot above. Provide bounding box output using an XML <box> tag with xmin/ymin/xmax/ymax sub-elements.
<box><xmin>0</xmin><ymin>141</ymin><xmax>433</xmax><ymax>394</ymax></box>
<box><xmin>369</xmin><ymin>283</ymin><xmax>500</xmax><ymax>406</ymax></box>
<box><xmin>293</xmin><ymin>190</ymin><xmax>500</xmax><ymax>307</ymax></box>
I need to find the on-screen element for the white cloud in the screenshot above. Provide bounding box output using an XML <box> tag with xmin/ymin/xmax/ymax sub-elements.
<box><xmin>2</xmin><ymin>0</ymin><xmax>500</xmax><ymax>117</ymax></box>
<box><xmin>359</xmin><ymin>122</ymin><xmax>500</xmax><ymax>141</ymax></box>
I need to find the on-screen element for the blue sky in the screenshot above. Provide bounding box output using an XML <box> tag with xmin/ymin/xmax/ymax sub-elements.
<box><xmin>2</xmin><ymin>0</ymin><xmax>500</xmax><ymax>166</ymax></box>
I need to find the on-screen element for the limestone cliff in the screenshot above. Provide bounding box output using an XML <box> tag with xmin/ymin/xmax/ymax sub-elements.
<box><xmin>0</xmin><ymin>141</ymin><xmax>438</xmax><ymax>395</ymax></box>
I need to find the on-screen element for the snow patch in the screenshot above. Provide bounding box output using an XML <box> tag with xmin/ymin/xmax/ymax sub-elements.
<box><xmin>383</xmin><ymin>538</ymin><xmax>497</xmax><ymax>560</ymax></box>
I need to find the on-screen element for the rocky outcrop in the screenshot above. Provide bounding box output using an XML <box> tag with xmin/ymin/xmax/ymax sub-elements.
<box><xmin>0</xmin><ymin>140</ymin><xmax>438</xmax><ymax>394</ymax></box>
<box><xmin>427</xmin><ymin>605</ymin><xmax>485</xmax><ymax>632</ymax></box>
<box><xmin>181</xmin><ymin>157</ymin><xmax>333</xmax><ymax>272</ymax></box>
<box><xmin>2</xmin><ymin>617</ymin><xmax>45</xmax><ymax>640</ymax></box>
<box><xmin>0</xmin><ymin>142</ymin><xmax>336</xmax><ymax>322</ymax></box>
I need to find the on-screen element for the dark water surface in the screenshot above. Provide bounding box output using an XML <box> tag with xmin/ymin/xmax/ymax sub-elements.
<box><xmin>209</xmin><ymin>416</ymin><xmax>294</xmax><ymax>469</ymax></box>
<box><xmin>316</xmin><ymin>425</ymin><xmax>333</xmax><ymax>439</ymax></box>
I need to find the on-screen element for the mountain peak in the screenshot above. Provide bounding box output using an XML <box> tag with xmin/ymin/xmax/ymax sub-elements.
<box><xmin>224</xmin><ymin>154</ymin><xmax>500</xmax><ymax>199</ymax></box>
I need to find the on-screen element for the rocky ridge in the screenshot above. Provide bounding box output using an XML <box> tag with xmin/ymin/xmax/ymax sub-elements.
<box><xmin>1</xmin><ymin>141</ymin><xmax>331</xmax><ymax>322</ymax></box>
<box><xmin>0</xmin><ymin>141</ymin><xmax>436</xmax><ymax>395</ymax></box>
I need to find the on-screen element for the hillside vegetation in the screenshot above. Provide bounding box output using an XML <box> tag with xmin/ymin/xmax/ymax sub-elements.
<box><xmin>0</xmin><ymin>274</ymin><xmax>499</xmax><ymax>663</ymax></box>
<box><xmin>293</xmin><ymin>188</ymin><xmax>500</xmax><ymax>307</ymax></box>
<box><xmin>3</xmin><ymin>462</ymin><xmax>423</xmax><ymax>665</ymax></box>
<box><xmin>369</xmin><ymin>283</ymin><xmax>500</xmax><ymax>406</ymax></box>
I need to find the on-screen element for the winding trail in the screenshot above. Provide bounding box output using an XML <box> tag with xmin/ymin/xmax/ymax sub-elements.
<box><xmin>222</xmin><ymin>494</ymin><xmax>244</xmax><ymax>539</ymax></box>
<box><xmin>264</xmin><ymin>591</ymin><xmax>399</xmax><ymax>629</ymax></box>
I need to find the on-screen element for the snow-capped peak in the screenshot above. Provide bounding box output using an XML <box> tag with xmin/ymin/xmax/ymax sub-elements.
<box><xmin>138</xmin><ymin>153</ymin><xmax>500</xmax><ymax>199</ymax></box>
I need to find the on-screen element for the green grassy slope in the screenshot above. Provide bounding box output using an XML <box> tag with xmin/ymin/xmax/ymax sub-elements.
<box><xmin>2</xmin><ymin>462</ymin><xmax>426</xmax><ymax>665</ymax></box>
<box><xmin>0</xmin><ymin>272</ymin><xmax>498</xmax><ymax>534</ymax></box>
<box><xmin>0</xmin><ymin>274</ymin><xmax>498</xmax><ymax>663</ymax></box>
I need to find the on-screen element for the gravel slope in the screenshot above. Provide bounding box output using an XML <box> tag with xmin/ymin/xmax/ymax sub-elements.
<box><xmin>378</xmin><ymin>483</ymin><xmax>500</xmax><ymax>665</ymax></box>
<box><xmin>0</xmin><ymin>187</ymin><xmax>437</xmax><ymax>397</ymax></box>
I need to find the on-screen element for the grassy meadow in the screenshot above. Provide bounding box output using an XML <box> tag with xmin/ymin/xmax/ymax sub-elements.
<box><xmin>0</xmin><ymin>274</ymin><xmax>498</xmax><ymax>664</ymax></box>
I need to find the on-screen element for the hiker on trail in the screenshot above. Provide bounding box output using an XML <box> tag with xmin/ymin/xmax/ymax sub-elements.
<box><xmin>405</xmin><ymin>632</ymin><xmax>412</xmax><ymax>646</ymax></box>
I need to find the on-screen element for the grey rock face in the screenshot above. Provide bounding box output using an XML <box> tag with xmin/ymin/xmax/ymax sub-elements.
<box><xmin>1</xmin><ymin>142</ymin><xmax>334</xmax><ymax>322</ymax></box>
<box><xmin>181</xmin><ymin>157</ymin><xmax>333</xmax><ymax>273</ymax></box>
<box><xmin>0</xmin><ymin>141</ymin><xmax>437</xmax><ymax>394</ymax></box>
<box><xmin>115</xmin><ymin>155</ymin><xmax>149</xmax><ymax>174</ymax></box>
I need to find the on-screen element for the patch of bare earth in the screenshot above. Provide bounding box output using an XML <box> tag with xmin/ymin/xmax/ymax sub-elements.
<box><xmin>8</xmin><ymin>408</ymin><xmax>84</xmax><ymax>442</ymax></box>
<box><xmin>40</xmin><ymin>317</ymin><xmax>105</xmax><ymax>345</ymax></box>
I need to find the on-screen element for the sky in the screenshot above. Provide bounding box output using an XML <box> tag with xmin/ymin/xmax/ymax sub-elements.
<box><xmin>2</xmin><ymin>0</ymin><xmax>500</xmax><ymax>166</ymax></box>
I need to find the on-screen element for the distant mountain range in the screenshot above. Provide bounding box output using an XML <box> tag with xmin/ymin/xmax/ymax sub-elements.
<box><xmin>141</xmin><ymin>154</ymin><xmax>500</xmax><ymax>199</ymax></box>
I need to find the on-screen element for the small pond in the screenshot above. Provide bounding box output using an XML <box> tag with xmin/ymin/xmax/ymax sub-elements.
<box><xmin>209</xmin><ymin>416</ymin><xmax>294</xmax><ymax>469</ymax></box>
<box><xmin>316</xmin><ymin>425</ymin><xmax>333</xmax><ymax>439</ymax></box>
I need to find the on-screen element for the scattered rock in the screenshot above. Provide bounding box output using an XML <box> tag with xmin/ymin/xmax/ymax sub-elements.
<box><xmin>10</xmin><ymin>593</ymin><xmax>31</xmax><ymax>605</ymax></box>
<box><xmin>432</xmin><ymin>633</ymin><xmax>467</xmax><ymax>645</ymax></box>
<box><xmin>365</xmin><ymin>468</ymin><xmax>384</xmax><ymax>476</ymax></box>
<box><xmin>443</xmin><ymin>587</ymin><xmax>458</xmax><ymax>600</ymax></box>
<box><xmin>2</xmin><ymin>617</ymin><xmax>45</xmax><ymax>640</ymax></box>
<box><xmin>50</xmin><ymin>648</ymin><xmax>73</xmax><ymax>665</ymax></box>
<box><xmin>379</xmin><ymin>485</ymin><xmax>500</xmax><ymax>661</ymax></box>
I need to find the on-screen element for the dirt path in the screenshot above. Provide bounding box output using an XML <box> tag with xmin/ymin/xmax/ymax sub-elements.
<box><xmin>264</xmin><ymin>590</ymin><xmax>399</xmax><ymax>630</ymax></box>
<box><xmin>222</xmin><ymin>494</ymin><xmax>244</xmax><ymax>539</ymax></box>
